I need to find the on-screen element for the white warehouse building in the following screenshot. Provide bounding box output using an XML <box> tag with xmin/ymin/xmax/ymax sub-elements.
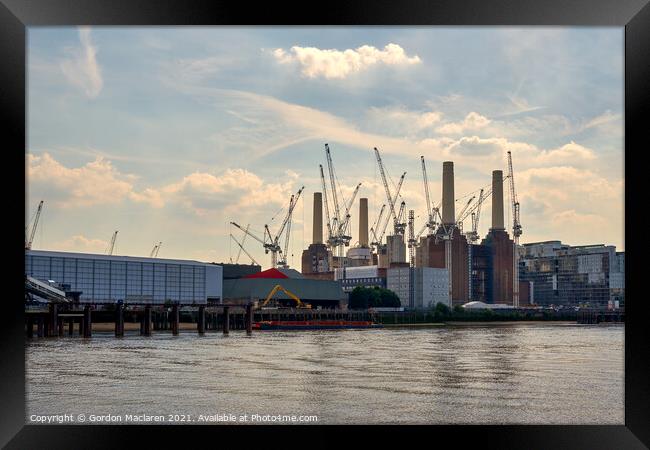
<box><xmin>25</xmin><ymin>250</ymin><xmax>223</xmax><ymax>304</ymax></box>
<box><xmin>387</xmin><ymin>267</ymin><xmax>450</xmax><ymax>309</ymax></box>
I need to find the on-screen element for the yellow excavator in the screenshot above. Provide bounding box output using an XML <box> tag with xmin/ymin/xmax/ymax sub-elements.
<box><xmin>259</xmin><ymin>284</ymin><xmax>311</xmax><ymax>309</ymax></box>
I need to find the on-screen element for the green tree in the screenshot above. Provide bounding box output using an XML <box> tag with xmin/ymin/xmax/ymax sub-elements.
<box><xmin>349</xmin><ymin>286</ymin><xmax>401</xmax><ymax>309</ymax></box>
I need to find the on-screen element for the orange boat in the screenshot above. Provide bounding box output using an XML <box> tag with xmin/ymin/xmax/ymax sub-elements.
<box><xmin>252</xmin><ymin>320</ymin><xmax>382</xmax><ymax>330</ymax></box>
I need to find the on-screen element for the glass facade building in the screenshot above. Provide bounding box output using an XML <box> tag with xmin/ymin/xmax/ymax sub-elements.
<box><xmin>518</xmin><ymin>242</ymin><xmax>624</xmax><ymax>308</ymax></box>
<box><xmin>25</xmin><ymin>250</ymin><xmax>222</xmax><ymax>304</ymax></box>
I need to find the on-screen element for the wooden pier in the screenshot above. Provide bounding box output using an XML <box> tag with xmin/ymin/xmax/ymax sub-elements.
<box><xmin>25</xmin><ymin>303</ymin><xmax>374</xmax><ymax>338</ymax></box>
<box><xmin>576</xmin><ymin>308</ymin><xmax>625</xmax><ymax>324</ymax></box>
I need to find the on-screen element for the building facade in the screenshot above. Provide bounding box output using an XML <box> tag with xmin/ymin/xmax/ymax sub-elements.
<box><xmin>518</xmin><ymin>242</ymin><xmax>624</xmax><ymax>307</ymax></box>
<box><xmin>387</xmin><ymin>267</ymin><xmax>450</xmax><ymax>309</ymax></box>
<box><xmin>25</xmin><ymin>250</ymin><xmax>222</xmax><ymax>304</ymax></box>
<box><xmin>334</xmin><ymin>265</ymin><xmax>387</xmax><ymax>294</ymax></box>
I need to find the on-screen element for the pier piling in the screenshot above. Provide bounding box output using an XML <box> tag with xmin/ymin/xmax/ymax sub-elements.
<box><xmin>48</xmin><ymin>304</ymin><xmax>58</xmax><ymax>337</ymax></box>
<box><xmin>198</xmin><ymin>306</ymin><xmax>205</xmax><ymax>335</ymax></box>
<box><xmin>172</xmin><ymin>304</ymin><xmax>179</xmax><ymax>336</ymax></box>
<box><xmin>144</xmin><ymin>305</ymin><xmax>152</xmax><ymax>336</ymax></box>
<box><xmin>83</xmin><ymin>305</ymin><xmax>92</xmax><ymax>338</ymax></box>
<box><xmin>246</xmin><ymin>303</ymin><xmax>253</xmax><ymax>335</ymax></box>
<box><xmin>223</xmin><ymin>306</ymin><xmax>230</xmax><ymax>335</ymax></box>
<box><xmin>115</xmin><ymin>304</ymin><xmax>124</xmax><ymax>337</ymax></box>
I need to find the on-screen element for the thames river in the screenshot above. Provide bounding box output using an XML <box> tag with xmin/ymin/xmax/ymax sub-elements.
<box><xmin>25</xmin><ymin>322</ymin><xmax>624</xmax><ymax>425</ymax></box>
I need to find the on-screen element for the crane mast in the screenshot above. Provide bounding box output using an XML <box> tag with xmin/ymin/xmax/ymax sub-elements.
<box><xmin>230</xmin><ymin>233</ymin><xmax>259</xmax><ymax>266</ymax></box>
<box><xmin>26</xmin><ymin>200</ymin><xmax>44</xmax><ymax>250</ymax></box>
<box><xmin>108</xmin><ymin>231</ymin><xmax>118</xmax><ymax>256</ymax></box>
<box><xmin>324</xmin><ymin>144</ymin><xmax>341</xmax><ymax>236</ymax></box>
<box><xmin>337</xmin><ymin>182</ymin><xmax>362</xmax><ymax>246</ymax></box>
<box><xmin>370</xmin><ymin>204</ymin><xmax>386</xmax><ymax>248</ymax></box>
<box><xmin>319</xmin><ymin>165</ymin><xmax>334</xmax><ymax>246</ymax></box>
<box><xmin>507</xmin><ymin>151</ymin><xmax>522</xmax><ymax>307</ymax></box>
<box><xmin>420</xmin><ymin>156</ymin><xmax>436</xmax><ymax>236</ymax></box>
<box><xmin>407</xmin><ymin>209</ymin><xmax>416</xmax><ymax>267</ymax></box>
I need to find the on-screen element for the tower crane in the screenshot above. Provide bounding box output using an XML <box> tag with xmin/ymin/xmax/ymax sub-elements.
<box><xmin>336</xmin><ymin>182</ymin><xmax>362</xmax><ymax>248</ymax></box>
<box><xmin>420</xmin><ymin>156</ymin><xmax>438</xmax><ymax>236</ymax></box>
<box><xmin>107</xmin><ymin>231</ymin><xmax>118</xmax><ymax>256</ymax></box>
<box><xmin>507</xmin><ymin>151</ymin><xmax>522</xmax><ymax>307</ymax></box>
<box><xmin>149</xmin><ymin>241</ymin><xmax>162</xmax><ymax>257</ymax></box>
<box><xmin>322</xmin><ymin>144</ymin><xmax>362</xmax><ymax>256</ymax></box>
<box><xmin>466</xmin><ymin>189</ymin><xmax>485</xmax><ymax>244</ymax></box>
<box><xmin>231</xmin><ymin>186</ymin><xmax>304</xmax><ymax>268</ymax></box>
<box><xmin>230</xmin><ymin>233</ymin><xmax>259</xmax><ymax>266</ymax></box>
<box><xmin>407</xmin><ymin>209</ymin><xmax>416</xmax><ymax>267</ymax></box>
<box><xmin>234</xmin><ymin>224</ymin><xmax>250</xmax><ymax>263</ymax></box>
<box><xmin>374</xmin><ymin>172</ymin><xmax>406</xmax><ymax>247</ymax></box>
<box><xmin>374</xmin><ymin>147</ymin><xmax>407</xmax><ymax>236</ymax></box>
<box><xmin>369</xmin><ymin>204</ymin><xmax>386</xmax><ymax>250</ymax></box>
<box><xmin>319</xmin><ymin>164</ymin><xmax>334</xmax><ymax>247</ymax></box>
<box><xmin>25</xmin><ymin>200</ymin><xmax>44</xmax><ymax>250</ymax></box>
<box><xmin>454</xmin><ymin>196</ymin><xmax>475</xmax><ymax>234</ymax></box>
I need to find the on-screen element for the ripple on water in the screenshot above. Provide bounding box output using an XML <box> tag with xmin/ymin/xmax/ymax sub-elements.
<box><xmin>25</xmin><ymin>324</ymin><xmax>624</xmax><ymax>424</ymax></box>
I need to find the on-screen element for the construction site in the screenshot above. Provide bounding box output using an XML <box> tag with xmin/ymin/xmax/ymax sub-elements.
<box><xmin>226</xmin><ymin>144</ymin><xmax>526</xmax><ymax>309</ymax></box>
<box><xmin>26</xmin><ymin>142</ymin><xmax>624</xmax><ymax>319</ymax></box>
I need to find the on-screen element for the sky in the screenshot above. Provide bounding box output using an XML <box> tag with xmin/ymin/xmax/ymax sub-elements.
<box><xmin>26</xmin><ymin>27</ymin><xmax>624</xmax><ymax>267</ymax></box>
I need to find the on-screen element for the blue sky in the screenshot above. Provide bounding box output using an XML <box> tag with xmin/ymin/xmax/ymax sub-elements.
<box><xmin>26</xmin><ymin>27</ymin><xmax>624</xmax><ymax>266</ymax></box>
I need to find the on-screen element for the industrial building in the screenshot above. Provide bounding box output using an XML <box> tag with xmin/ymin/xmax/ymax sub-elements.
<box><xmin>301</xmin><ymin>192</ymin><xmax>332</xmax><ymax>275</ymax></box>
<box><xmin>518</xmin><ymin>241</ymin><xmax>625</xmax><ymax>308</ymax></box>
<box><xmin>415</xmin><ymin>161</ymin><xmax>470</xmax><ymax>306</ymax></box>
<box><xmin>334</xmin><ymin>265</ymin><xmax>387</xmax><ymax>294</ymax></box>
<box><xmin>223</xmin><ymin>267</ymin><xmax>346</xmax><ymax>308</ymax></box>
<box><xmin>25</xmin><ymin>249</ymin><xmax>223</xmax><ymax>304</ymax></box>
<box><xmin>387</xmin><ymin>266</ymin><xmax>450</xmax><ymax>309</ymax></box>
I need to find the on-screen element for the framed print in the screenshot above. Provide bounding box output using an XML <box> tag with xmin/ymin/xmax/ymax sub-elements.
<box><xmin>2</xmin><ymin>0</ymin><xmax>648</xmax><ymax>448</ymax></box>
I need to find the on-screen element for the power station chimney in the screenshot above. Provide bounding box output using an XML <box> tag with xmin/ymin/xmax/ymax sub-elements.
<box><xmin>312</xmin><ymin>192</ymin><xmax>323</xmax><ymax>244</ymax></box>
<box><xmin>491</xmin><ymin>170</ymin><xmax>505</xmax><ymax>230</ymax></box>
<box><xmin>442</xmin><ymin>161</ymin><xmax>455</xmax><ymax>225</ymax></box>
<box><xmin>359</xmin><ymin>198</ymin><xmax>369</xmax><ymax>247</ymax></box>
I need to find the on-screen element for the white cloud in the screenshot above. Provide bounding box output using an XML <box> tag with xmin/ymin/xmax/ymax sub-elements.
<box><xmin>52</xmin><ymin>235</ymin><xmax>109</xmax><ymax>253</ymax></box>
<box><xmin>158</xmin><ymin>169</ymin><xmax>298</xmax><ymax>216</ymax></box>
<box><xmin>364</xmin><ymin>107</ymin><xmax>443</xmax><ymax>136</ymax></box>
<box><xmin>60</xmin><ymin>27</ymin><xmax>103</xmax><ymax>98</ymax></box>
<box><xmin>272</xmin><ymin>43</ymin><xmax>421</xmax><ymax>79</ymax></box>
<box><xmin>436</xmin><ymin>112</ymin><xmax>491</xmax><ymax>135</ymax></box>
<box><xmin>28</xmin><ymin>152</ymin><xmax>135</xmax><ymax>208</ymax></box>
<box><xmin>27</xmin><ymin>152</ymin><xmax>301</xmax><ymax>216</ymax></box>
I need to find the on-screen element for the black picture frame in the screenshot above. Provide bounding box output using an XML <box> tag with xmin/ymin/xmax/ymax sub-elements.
<box><xmin>2</xmin><ymin>0</ymin><xmax>648</xmax><ymax>448</ymax></box>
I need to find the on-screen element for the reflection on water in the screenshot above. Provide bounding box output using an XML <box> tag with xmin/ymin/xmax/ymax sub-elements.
<box><xmin>26</xmin><ymin>323</ymin><xmax>624</xmax><ymax>424</ymax></box>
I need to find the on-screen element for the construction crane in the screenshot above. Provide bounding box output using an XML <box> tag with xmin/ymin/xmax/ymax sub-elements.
<box><xmin>25</xmin><ymin>200</ymin><xmax>44</xmax><ymax>250</ymax></box>
<box><xmin>319</xmin><ymin>164</ymin><xmax>334</xmax><ymax>247</ymax></box>
<box><xmin>107</xmin><ymin>231</ymin><xmax>118</xmax><ymax>255</ymax></box>
<box><xmin>336</xmin><ymin>182</ymin><xmax>362</xmax><ymax>248</ymax></box>
<box><xmin>322</xmin><ymin>144</ymin><xmax>362</xmax><ymax>256</ymax></box>
<box><xmin>465</xmin><ymin>189</ymin><xmax>485</xmax><ymax>244</ymax></box>
<box><xmin>507</xmin><ymin>151</ymin><xmax>522</xmax><ymax>307</ymax></box>
<box><xmin>374</xmin><ymin>173</ymin><xmax>406</xmax><ymax>248</ymax></box>
<box><xmin>407</xmin><ymin>209</ymin><xmax>416</xmax><ymax>267</ymax></box>
<box><xmin>455</xmin><ymin>196</ymin><xmax>476</xmax><ymax>234</ymax></box>
<box><xmin>507</xmin><ymin>151</ymin><xmax>522</xmax><ymax>243</ymax></box>
<box><xmin>259</xmin><ymin>284</ymin><xmax>311</xmax><ymax>309</ymax></box>
<box><xmin>230</xmin><ymin>233</ymin><xmax>259</xmax><ymax>266</ymax></box>
<box><xmin>149</xmin><ymin>241</ymin><xmax>162</xmax><ymax>257</ymax></box>
<box><xmin>234</xmin><ymin>224</ymin><xmax>250</xmax><ymax>263</ymax></box>
<box><xmin>420</xmin><ymin>156</ymin><xmax>439</xmax><ymax>236</ymax></box>
<box><xmin>374</xmin><ymin>147</ymin><xmax>407</xmax><ymax>236</ymax></box>
<box><xmin>369</xmin><ymin>204</ymin><xmax>386</xmax><ymax>250</ymax></box>
<box><xmin>231</xmin><ymin>186</ymin><xmax>304</xmax><ymax>268</ymax></box>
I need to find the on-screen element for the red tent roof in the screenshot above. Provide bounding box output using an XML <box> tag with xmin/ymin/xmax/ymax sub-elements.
<box><xmin>243</xmin><ymin>268</ymin><xmax>289</xmax><ymax>279</ymax></box>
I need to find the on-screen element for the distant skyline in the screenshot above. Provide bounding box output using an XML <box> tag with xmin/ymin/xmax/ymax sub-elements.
<box><xmin>26</xmin><ymin>27</ymin><xmax>624</xmax><ymax>266</ymax></box>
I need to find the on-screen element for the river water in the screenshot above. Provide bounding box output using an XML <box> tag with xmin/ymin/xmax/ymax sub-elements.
<box><xmin>25</xmin><ymin>322</ymin><xmax>624</xmax><ymax>425</ymax></box>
